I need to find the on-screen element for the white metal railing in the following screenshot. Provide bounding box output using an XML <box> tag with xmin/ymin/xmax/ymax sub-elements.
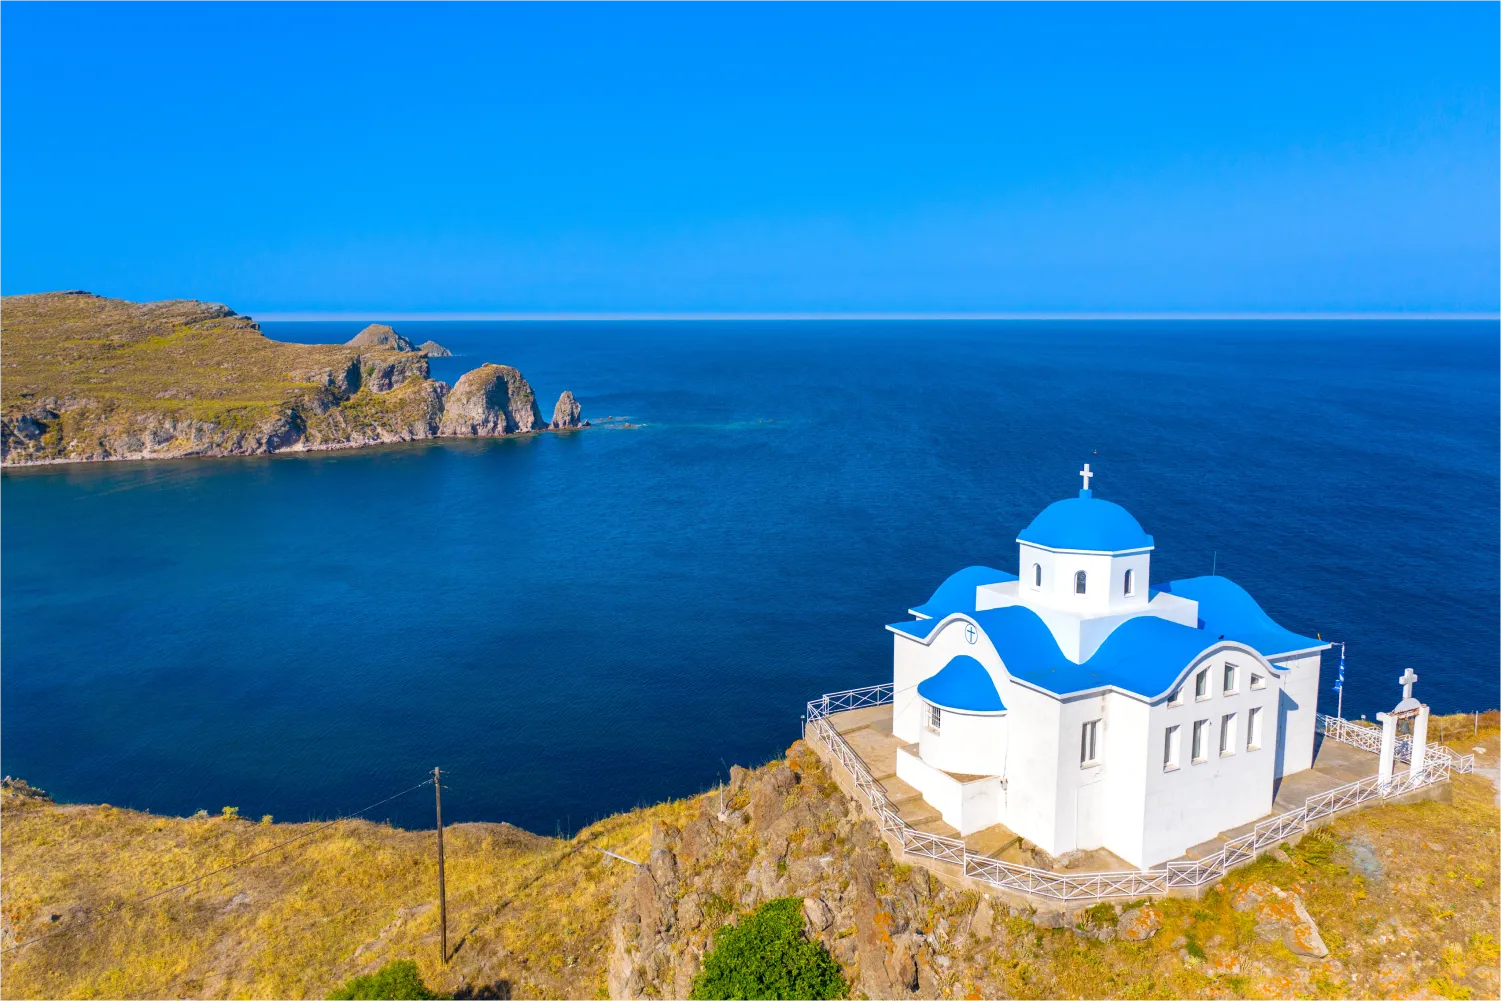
<box><xmin>805</xmin><ymin>688</ymin><xmax>1459</xmax><ymax>903</ymax></box>
<box><xmin>1316</xmin><ymin>713</ymin><xmax>1475</xmax><ymax>773</ymax></box>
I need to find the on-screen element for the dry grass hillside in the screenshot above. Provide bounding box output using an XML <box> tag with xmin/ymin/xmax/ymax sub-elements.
<box><xmin>0</xmin><ymin>292</ymin><xmax>565</xmax><ymax>463</ymax></box>
<box><xmin>1</xmin><ymin>715</ymin><xmax>1497</xmax><ymax>1001</ymax></box>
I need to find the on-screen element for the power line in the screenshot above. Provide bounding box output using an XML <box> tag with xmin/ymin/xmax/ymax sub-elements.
<box><xmin>2</xmin><ymin>776</ymin><xmax>436</xmax><ymax>955</ymax></box>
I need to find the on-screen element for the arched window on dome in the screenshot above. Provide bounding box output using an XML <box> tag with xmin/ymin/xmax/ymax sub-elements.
<box><xmin>1124</xmin><ymin>569</ymin><xmax>1135</xmax><ymax>596</ymax></box>
<box><xmin>1074</xmin><ymin>570</ymin><xmax>1087</xmax><ymax>595</ymax></box>
<box><xmin>1032</xmin><ymin>563</ymin><xmax>1042</xmax><ymax>588</ymax></box>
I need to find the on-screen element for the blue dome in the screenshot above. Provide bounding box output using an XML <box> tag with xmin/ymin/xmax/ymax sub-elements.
<box><xmin>917</xmin><ymin>655</ymin><xmax>1007</xmax><ymax>713</ymax></box>
<box><xmin>1016</xmin><ymin>490</ymin><xmax>1154</xmax><ymax>553</ymax></box>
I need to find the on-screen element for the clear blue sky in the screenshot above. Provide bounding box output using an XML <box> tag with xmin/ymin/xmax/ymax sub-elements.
<box><xmin>3</xmin><ymin>2</ymin><xmax>1497</xmax><ymax>315</ymax></box>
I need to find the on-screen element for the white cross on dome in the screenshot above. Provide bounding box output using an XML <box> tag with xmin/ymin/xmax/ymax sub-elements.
<box><xmin>1080</xmin><ymin>463</ymin><xmax>1094</xmax><ymax>491</ymax></box>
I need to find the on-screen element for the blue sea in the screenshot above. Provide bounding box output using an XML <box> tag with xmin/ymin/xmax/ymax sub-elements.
<box><xmin>3</xmin><ymin>321</ymin><xmax>1497</xmax><ymax>832</ymax></box>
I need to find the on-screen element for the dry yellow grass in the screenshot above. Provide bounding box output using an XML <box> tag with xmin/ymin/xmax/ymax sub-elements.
<box><xmin>1</xmin><ymin>292</ymin><xmax>441</xmax><ymax>463</ymax></box>
<box><xmin>1</xmin><ymin>293</ymin><xmax>358</xmax><ymax>417</ymax></box>
<box><xmin>2</xmin><ymin>717</ymin><xmax>1496</xmax><ymax>1000</ymax></box>
<box><xmin>0</xmin><ymin>781</ymin><xmax>696</xmax><ymax>1000</ymax></box>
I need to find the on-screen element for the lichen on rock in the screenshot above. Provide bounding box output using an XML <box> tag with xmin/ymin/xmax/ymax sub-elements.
<box><xmin>1233</xmin><ymin>879</ymin><xmax>1330</xmax><ymax>958</ymax></box>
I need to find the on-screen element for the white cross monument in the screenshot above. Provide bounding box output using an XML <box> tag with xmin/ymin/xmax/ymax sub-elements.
<box><xmin>1376</xmin><ymin>668</ymin><xmax>1430</xmax><ymax>788</ymax></box>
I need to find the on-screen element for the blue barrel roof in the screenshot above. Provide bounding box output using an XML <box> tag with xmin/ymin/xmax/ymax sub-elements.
<box><xmin>1016</xmin><ymin>490</ymin><xmax>1154</xmax><ymax>553</ymax></box>
<box><xmin>917</xmin><ymin>655</ymin><xmax>1007</xmax><ymax>713</ymax></box>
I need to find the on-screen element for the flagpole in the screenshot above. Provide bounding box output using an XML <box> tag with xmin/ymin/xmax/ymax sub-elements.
<box><xmin>1335</xmin><ymin>642</ymin><xmax>1345</xmax><ymax>720</ymax></box>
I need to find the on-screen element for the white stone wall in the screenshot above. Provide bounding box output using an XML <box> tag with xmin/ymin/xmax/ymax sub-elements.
<box><xmin>1097</xmin><ymin>692</ymin><xmax>1152</xmax><ymax>865</ymax></box>
<box><xmin>1017</xmin><ymin>542</ymin><xmax>1152</xmax><ymax>617</ymax></box>
<box><xmin>1274</xmin><ymin>649</ymin><xmax>1325</xmax><ymax>777</ymax></box>
<box><xmin>917</xmin><ymin>707</ymin><xmax>1008</xmax><ymax>775</ymax></box>
<box><xmin>896</xmin><ymin>747</ymin><xmax>1004</xmax><ymax>835</ymax></box>
<box><xmin>1136</xmin><ymin>646</ymin><xmax>1283</xmax><ymax>866</ymax></box>
<box><xmin>996</xmin><ymin>681</ymin><xmax>1065</xmax><ymax>853</ymax></box>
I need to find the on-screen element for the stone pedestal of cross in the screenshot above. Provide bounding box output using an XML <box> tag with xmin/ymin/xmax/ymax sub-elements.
<box><xmin>1376</xmin><ymin>668</ymin><xmax>1430</xmax><ymax>789</ymax></box>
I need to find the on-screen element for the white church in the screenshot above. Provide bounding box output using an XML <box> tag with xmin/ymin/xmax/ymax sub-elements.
<box><xmin>889</xmin><ymin>466</ymin><xmax>1329</xmax><ymax>869</ymax></box>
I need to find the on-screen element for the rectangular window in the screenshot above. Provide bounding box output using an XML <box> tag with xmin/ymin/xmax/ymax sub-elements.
<box><xmin>1080</xmin><ymin>719</ymin><xmax>1100</xmax><ymax>765</ymax></box>
<box><xmin>1192</xmin><ymin>720</ymin><xmax>1208</xmax><ymax>762</ymax></box>
<box><xmin>1223</xmin><ymin>663</ymin><xmax>1238</xmax><ymax>694</ymax></box>
<box><xmin>1194</xmin><ymin>669</ymin><xmax>1209</xmax><ymax>700</ymax></box>
<box><xmin>927</xmin><ymin>705</ymin><xmax>942</xmax><ymax>732</ymax></box>
<box><xmin>1163</xmin><ymin>725</ymin><xmax>1181</xmax><ymax>771</ymax></box>
<box><xmin>1248</xmin><ymin>707</ymin><xmax>1263</xmax><ymax>750</ymax></box>
<box><xmin>1250</xmin><ymin>672</ymin><xmax>1265</xmax><ymax>690</ymax></box>
<box><xmin>1167</xmin><ymin>685</ymin><xmax>1184</xmax><ymax>707</ymax></box>
<box><xmin>1220</xmin><ymin>713</ymin><xmax>1237</xmax><ymax>755</ymax></box>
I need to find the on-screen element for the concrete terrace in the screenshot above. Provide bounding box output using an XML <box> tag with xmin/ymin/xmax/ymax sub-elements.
<box><xmin>825</xmin><ymin>703</ymin><xmax>1383</xmax><ymax>874</ymax></box>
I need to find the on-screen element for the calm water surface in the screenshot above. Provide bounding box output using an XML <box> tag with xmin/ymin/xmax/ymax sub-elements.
<box><xmin>3</xmin><ymin>321</ymin><xmax>1496</xmax><ymax>830</ymax></box>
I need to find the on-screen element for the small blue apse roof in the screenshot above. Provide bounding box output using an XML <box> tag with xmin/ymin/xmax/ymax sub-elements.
<box><xmin>911</xmin><ymin>565</ymin><xmax>1015</xmax><ymax>618</ymax></box>
<box><xmin>917</xmin><ymin>655</ymin><xmax>1007</xmax><ymax>713</ymax></box>
<box><xmin>889</xmin><ymin>575</ymin><xmax>1328</xmax><ymax>700</ymax></box>
<box><xmin>1016</xmin><ymin>490</ymin><xmax>1154</xmax><ymax>552</ymax></box>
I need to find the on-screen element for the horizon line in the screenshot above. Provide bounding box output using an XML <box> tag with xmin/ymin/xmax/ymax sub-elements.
<box><xmin>249</xmin><ymin>309</ymin><xmax>1501</xmax><ymax>323</ymax></box>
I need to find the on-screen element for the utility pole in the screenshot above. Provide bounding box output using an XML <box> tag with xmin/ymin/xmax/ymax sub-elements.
<box><xmin>433</xmin><ymin>767</ymin><xmax>447</xmax><ymax>964</ymax></box>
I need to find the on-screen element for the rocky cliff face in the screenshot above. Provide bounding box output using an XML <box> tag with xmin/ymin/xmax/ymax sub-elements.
<box><xmin>0</xmin><ymin>294</ymin><xmax>585</xmax><ymax>464</ymax></box>
<box><xmin>551</xmin><ymin>390</ymin><xmax>585</xmax><ymax>429</ymax></box>
<box><xmin>438</xmin><ymin>364</ymin><xmax>545</xmax><ymax>437</ymax></box>
<box><xmin>418</xmin><ymin>340</ymin><xmax>453</xmax><ymax>357</ymax></box>
<box><xmin>608</xmin><ymin>743</ymin><xmax>956</xmax><ymax>1001</ymax></box>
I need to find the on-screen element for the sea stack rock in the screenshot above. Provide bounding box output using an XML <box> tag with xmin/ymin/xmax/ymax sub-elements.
<box><xmin>551</xmin><ymin>390</ymin><xmax>584</xmax><ymax>429</ymax></box>
<box><xmin>418</xmin><ymin>340</ymin><xmax>452</xmax><ymax>357</ymax></box>
<box><xmin>345</xmin><ymin>323</ymin><xmax>416</xmax><ymax>352</ymax></box>
<box><xmin>438</xmin><ymin>363</ymin><xmax>545</xmax><ymax>436</ymax></box>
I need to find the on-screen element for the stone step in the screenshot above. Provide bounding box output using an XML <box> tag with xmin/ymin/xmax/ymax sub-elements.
<box><xmin>1183</xmin><ymin>836</ymin><xmax>1228</xmax><ymax>860</ymax></box>
<box><xmin>914</xmin><ymin>818</ymin><xmax>960</xmax><ymax>837</ymax></box>
<box><xmin>901</xmin><ymin>801</ymin><xmax>944</xmax><ymax>827</ymax></box>
<box><xmin>880</xmin><ymin>775</ymin><xmax>924</xmax><ymax>805</ymax></box>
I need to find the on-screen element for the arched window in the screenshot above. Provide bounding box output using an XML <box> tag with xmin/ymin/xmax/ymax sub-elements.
<box><xmin>1124</xmin><ymin>569</ymin><xmax>1135</xmax><ymax>596</ymax></box>
<box><xmin>1033</xmin><ymin>563</ymin><xmax>1042</xmax><ymax>588</ymax></box>
<box><xmin>1074</xmin><ymin>570</ymin><xmax>1087</xmax><ymax>595</ymax></box>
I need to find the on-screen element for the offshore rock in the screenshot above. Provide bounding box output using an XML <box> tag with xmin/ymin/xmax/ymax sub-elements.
<box><xmin>437</xmin><ymin>364</ymin><xmax>545</xmax><ymax>437</ymax></box>
<box><xmin>345</xmin><ymin>323</ymin><xmax>416</xmax><ymax>352</ymax></box>
<box><xmin>418</xmin><ymin>340</ymin><xmax>452</xmax><ymax>357</ymax></box>
<box><xmin>551</xmin><ymin>390</ymin><xmax>584</xmax><ymax>429</ymax></box>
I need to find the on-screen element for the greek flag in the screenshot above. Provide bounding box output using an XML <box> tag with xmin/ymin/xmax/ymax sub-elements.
<box><xmin>1333</xmin><ymin>642</ymin><xmax>1346</xmax><ymax>692</ymax></box>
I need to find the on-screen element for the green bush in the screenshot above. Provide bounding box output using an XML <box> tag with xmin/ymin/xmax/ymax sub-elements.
<box><xmin>328</xmin><ymin>960</ymin><xmax>445</xmax><ymax>1000</ymax></box>
<box><xmin>690</xmin><ymin>897</ymin><xmax>847</xmax><ymax>1000</ymax></box>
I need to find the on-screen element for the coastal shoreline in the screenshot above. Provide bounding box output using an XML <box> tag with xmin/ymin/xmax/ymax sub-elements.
<box><xmin>0</xmin><ymin>422</ymin><xmax>592</xmax><ymax>470</ymax></box>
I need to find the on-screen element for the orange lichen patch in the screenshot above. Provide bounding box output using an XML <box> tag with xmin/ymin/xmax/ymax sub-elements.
<box><xmin>1376</xmin><ymin>962</ymin><xmax>1408</xmax><ymax>992</ymax></box>
<box><xmin>873</xmin><ymin>907</ymin><xmax>895</xmax><ymax>946</ymax></box>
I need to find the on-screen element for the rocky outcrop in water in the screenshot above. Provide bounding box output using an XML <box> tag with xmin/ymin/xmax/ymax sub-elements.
<box><xmin>551</xmin><ymin>390</ymin><xmax>585</xmax><ymax>429</ymax></box>
<box><xmin>345</xmin><ymin>323</ymin><xmax>417</xmax><ymax>352</ymax></box>
<box><xmin>438</xmin><ymin>363</ymin><xmax>545</xmax><ymax>437</ymax></box>
<box><xmin>418</xmin><ymin>340</ymin><xmax>452</xmax><ymax>357</ymax></box>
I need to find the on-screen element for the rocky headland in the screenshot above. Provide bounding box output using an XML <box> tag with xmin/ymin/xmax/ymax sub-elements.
<box><xmin>0</xmin><ymin>293</ymin><xmax>584</xmax><ymax>465</ymax></box>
